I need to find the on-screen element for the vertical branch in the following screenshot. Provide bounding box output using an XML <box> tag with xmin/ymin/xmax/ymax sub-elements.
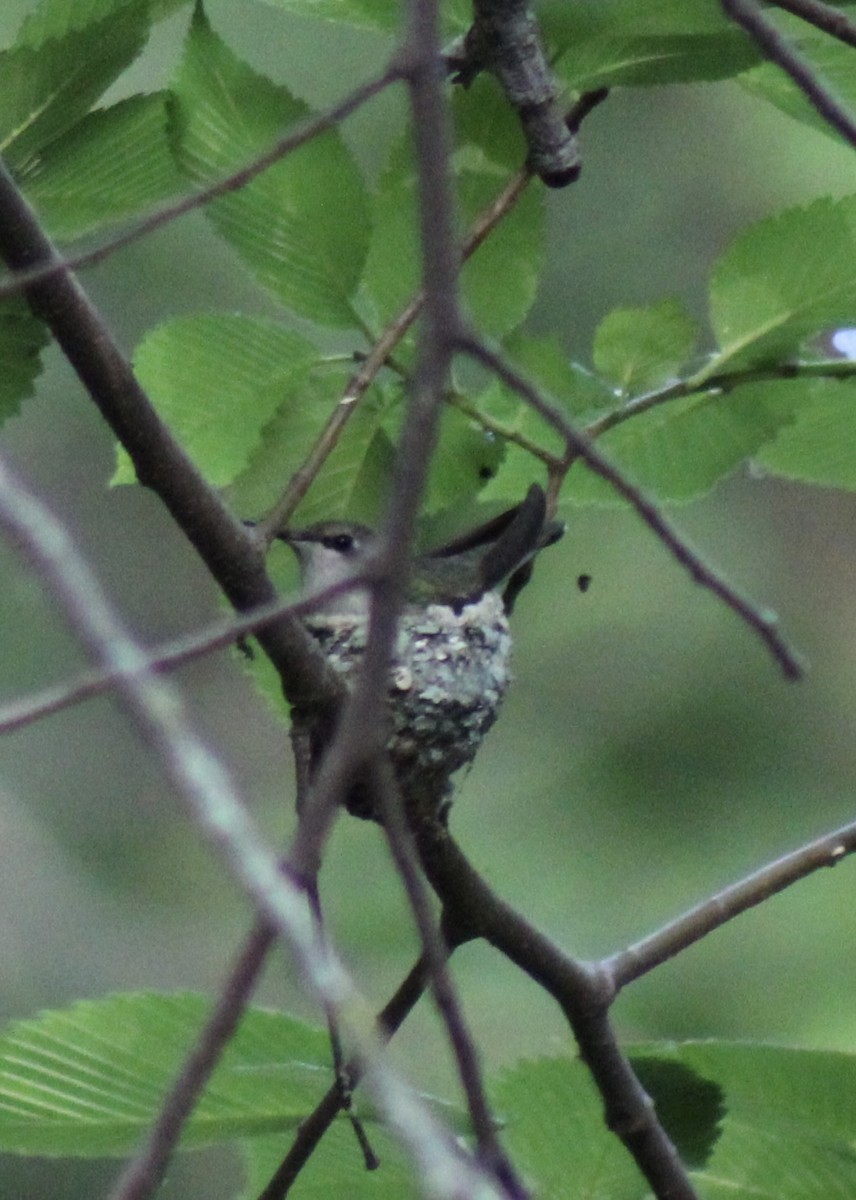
<box><xmin>287</xmin><ymin>0</ymin><xmax>465</xmax><ymax>875</ymax></box>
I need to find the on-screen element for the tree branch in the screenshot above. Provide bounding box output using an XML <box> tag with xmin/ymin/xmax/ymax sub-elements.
<box><xmin>460</xmin><ymin>330</ymin><xmax>804</xmax><ymax>681</ymax></box>
<box><xmin>0</xmin><ymin>452</ymin><xmax>500</xmax><ymax>1200</ymax></box>
<box><xmin>109</xmin><ymin>920</ymin><xmax>277</xmax><ymax>1200</ymax></box>
<box><xmin>721</xmin><ymin>0</ymin><xmax>856</xmax><ymax>149</ymax></box>
<box><xmin>372</xmin><ymin>760</ymin><xmax>526</xmax><ymax>1197</ymax></box>
<box><xmin>413</xmin><ymin>820</ymin><xmax>700</xmax><ymax>1200</ymax></box>
<box><xmin>0</xmin><ymin>155</ymin><xmax>342</xmax><ymax>721</ymax></box>
<box><xmin>607</xmin><ymin>818</ymin><xmax>856</xmax><ymax>988</ymax></box>
<box><xmin>450</xmin><ymin>0</ymin><xmax>580</xmax><ymax>186</ymax></box>
<box><xmin>0</xmin><ymin>64</ymin><xmax>402</xmax><ymax>303</ymax></box>
<box><xmin>770</xmin><ymin>0</ymin><xmax>856</xmax><ymax>50</ymax></box>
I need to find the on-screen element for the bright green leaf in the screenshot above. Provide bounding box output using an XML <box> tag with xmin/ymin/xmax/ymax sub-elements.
<box><xmin>254</xmin><ymin>0</ymin><xmax>400</xmax><ymax>31</ymax></box>
<box><xmin>255</xmin><ymin>0</ymin><xmax>469</xmax><ymax>35</ymax></box>
<box><xmin>0</xmin><ymin>300</ymin><xmax>50</xmax><ymax>425</ymax></box>
<box><xmin>228</xmin><ymin>371</ymin><xmax>394</xmax><ymax>526</ymax></box>
<box><xmin>0</xmin><ymin>992</ymin><xmax>332</xmax><ymax>1157</ymax></box>
<box><xmin>170</xmin><ymin>8</ymin><xmax>371</xmax><ymax>327</ymax></box>
<box><xmin>566</xmin><ymin>382</ymin><xmax>790</xmax><ymax>506</ymax></box>
<box><xmin>545</xmin><ymin>0</ymin><xmax>761</xmax><ymax>92</ymax></box>
<box><xmin>644</xmin><ymin>1042</ymin><xmax>856</xmax><ymax>1199</ymax></box>
<box><xmin>498</xmin><ymin>1042</ymin><xmax>856</xmax><ymax>1199</ymax></box>
<box><xmin>361</xmin><ymin>130</ymin><xmax>543</xmax><ymax>339</ymax></box>
<box><xmin>119</xmin><ymin>314</ymin><xmax>315</xmax><ymax>486</ymax></box>
<box><xmin>21</xmin><ymin>94</ymin><xmax>181</xmax><ymax>239</ymax></box>
<box><xmin>15</xmin><ymin>0</ymin><xmax>184</xmax><ymax>46</ymax></box>
<box><xmin>495</xmin><ymin>1056</ymin><xmax>648</xmax><ymax>1198</ymax></box>
<box><xmin>738</xmin><ymin>10</ymin><xmax>856</xmax><ymax>143</ymax></box>
<box><xmin>708</xmin><ymin>195</ymin><xmax>856</xmax><ymax>370</ymax></box>
<box><xmin>421</xmin><ymin>405</ymin><xmax>506</xmax><ymax>514</ymax></box>
<box><xmin>593</xmin><ymin>299</ymin><xmax>699</xmax><ymax>394</ymax></box>
<box><xmin>755</xmin><ymin>376</ymin><xmax>856</xmax><ymax>489</ymax></box>
<box><xmin>0</xmin><ymin>1</ymin><xmax>151</xmax><ymax>173</ymax></box>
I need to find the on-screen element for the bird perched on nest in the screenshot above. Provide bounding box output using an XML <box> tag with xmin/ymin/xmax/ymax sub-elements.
<box><xmin>283</xmin><ymin>484</ymin><xmax>564</xmax><ymax>822</ymax></box>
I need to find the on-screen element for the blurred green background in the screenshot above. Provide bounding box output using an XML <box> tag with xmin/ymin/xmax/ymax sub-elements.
<box><xmin>2</xmin><ymin>2</ymin><xmax>856</xmax><ymax>1196</ymax></box>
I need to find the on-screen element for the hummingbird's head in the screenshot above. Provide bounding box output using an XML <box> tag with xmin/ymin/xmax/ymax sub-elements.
<box><xmin>285</xmin><ymin>520</ymin><xmax>376</xmax><ymax>615</ymax></box>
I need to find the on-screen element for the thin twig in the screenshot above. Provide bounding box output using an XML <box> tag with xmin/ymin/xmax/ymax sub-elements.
<box><xmin>449</xmin><ymin>390</ymin><xmax>563</xmax><ymax>467</ymax></box>
<box><xmin>721</xmin><ymin>0</ymin><xmax>856</xmax><ymax>149</ymax></box>
<box><xmin>586</xmin><ymin>357</ymin><xmax>856</xmax><ymax>440</ymax></box>
<box><xmin>0</xmin><ymin>454</ymin><xmax>493</xmax><ymax>1200</ymax></box>
<box><xmin>258</xmin><ymin>87</ymin><xmax>607</xmax><ymax>537</ymax></box>
<box><xmin>607</xmin><ymin>818</ymin><xmax>856</xmax><ymax>988</ymax></box>
<box><xmin>0</xmin><ymin>581</ymin><xmax>365</xmax><ymax>737</ymax></box>
<box><xmin>257</xmin><ymin>952</ymin><xmax>436</xmax><ymax>1200</ymax></box>
<box><xmin>460</xmin><ymin>331</ymin><xmax>804</xmax><ymax>681</ymax></box>
<box><xmin>256</xmin><ymin>169</ymin><xmax>533</xmax><ymax>539</ymax></box>
<box><xmin>372</xmin><ymin>762</ymin><xmax>527</xmax><ymax>1198</ymax></box>
<box><xmin>109</xmin><ymin>920</ymin><xmax>277</xmax><ymax>1200</ymax></box>
<box><xmin>0</xmin><ymin>155</ymin><xmax>343</xmax><ymax>718</ymax></box>
<box><xmin>412</xmin><ymin>821</ymin><xmax>700</xmax><ymax>1200</ymax></box>
<box><xmin>770</xmin><ymin>0</ymin><xmax>856</xmax><ymax>50</ymax></box>
<box><xmin>0</xmin><ymin>65</ymin><xmax>402</xmax><ymax>303</ymax></box>
<box><xmin>287</xmin><ymin>0</ymin><xmax>468</xmax><ymax>883</ymax></box>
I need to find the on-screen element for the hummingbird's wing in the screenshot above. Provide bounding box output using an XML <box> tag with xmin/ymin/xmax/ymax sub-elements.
<box><xmin>478</xmin><ymin>484</ymin><xmax>553</xmax><ymax>592</ymax></box>
<box><xmin>427</xmin><ymin>485</ymin><xmax>544</xmax><ymax>561</ymax></box>
<box><xmin>422</xmin><ymin>485</ymin><xmax>564</xmax><ymax>610</ymax></box>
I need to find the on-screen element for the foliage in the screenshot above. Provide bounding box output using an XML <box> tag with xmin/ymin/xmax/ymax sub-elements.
<box><xmin>1</xmin><ymin>0</ymin><xmax>856</xmax><ymax>1198</ymax></box>
<box><xmin>3</xmin><ymin>993</ymin><xmax>856</xmax><ymax>1200</ymax></box>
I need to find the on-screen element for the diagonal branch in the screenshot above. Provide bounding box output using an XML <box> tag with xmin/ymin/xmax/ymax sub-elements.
<box><xmin>0</xmin><ymin>154</ymin><xmax>340</xmax><ymax>719</ymax></box>
<box><xmin>0</xmin><ymin>452</ymin><xmax>501</xmax><ymax>1200</ymax></box>
<box><xmin>607</xmin><ymin>818</ymin><xmax>856</xmax><ymax>988</ymax></box>
<box><xmin>722</xmin><ymin>0</ymin><xmax>856</xmax><ymax>148</ymax></box>
<box><xmin>460</xmin><ymin>330</ymin><xmax>804</xmax><ymax>681</ymax></box>
<box><xmin>770</xmin><ymin>0</ymin><xmax>856</xmax><ymax>49</ymax></box>
<box><xmin>0</xmin><ymin>64</ymin><xmax>402</xmax><ymax>303</ymax></box>
<box><xmin>413</xmin><ymin>820</ymin><xmax>700</xmax><ymax>1200</ymax></box>
<box><xmin>109</xmin><ymin>920</ymin><xmax>277</xmax><ymax>1200</ymax></box>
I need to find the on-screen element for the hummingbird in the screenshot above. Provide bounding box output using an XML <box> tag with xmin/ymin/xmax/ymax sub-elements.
<box><xmin>283</xmin><ymin>484</ymin><xmax>564</xmax><ymax>822</ymax></box>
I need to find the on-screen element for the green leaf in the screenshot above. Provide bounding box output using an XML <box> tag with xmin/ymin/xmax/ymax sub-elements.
<box><xmin>593</xmin><ymin>299</ymin><xmax>699</xmax><ymax>394</ymax></box>
<box><xmin>567</xmin><ymin>382</ymin><xmax>790</xmax><ymax>506</ymax></box>
<box><xmin>228</xmin><ymin>371</ymin><xmax>394</xmax><ymax>525</ymax></box>
<box><xmin>504</xmin><ymin>332</ymin><xmax>615</xmax><ymax>420</ymax></box>
<box><xmin>755</xmin><ymin>376</ymin><xmax>856</xmax><ymax>489</ymax></box>
<box><xmin>0</xmin><ymin>992</ymin><xmax>333</xmax><ymax>1156</ymax></box>
<box><xmin>644</xmin><ymin>1042</ymin><xmax>856</xmax><ymax>1199</ymax></box>
<box><xmin>254</xmin><ymin>0</ymin><xmax>400</xmax><ymax>31</ymax></box>
<box><xmin>170</xmin><ymin>8</ymin><xmax>371</xmax><ymax>327</ymax></box>
<box><xmin>119</xmin><ymin>314</ymin><xmax>315</xmax><ymax>486</ymax></box>
<box><xmin>0</xmin><ymin>300</ymin><xmax>50</xmax><ymax>425</ymax></box>
<box><xmin>465</xmin><ymin>335</ymin><xmax>613</xmax><ymax>507</ymax></box>
<box><xmin>360</xmin><ymin>125</ymin><xmax>543</xmax><ymax>340</ymax></box>
<box><xmin>708</xmin><ymin>195</ymin><xmax>856</xmax><ymax>371</ymax></box>
<box><xmin>240</xmin><ymin>1125</ymin><xmax>420</xmax><ymax>1199</ymax></box>
<box><xmin>497</xmin><ymin>1042</ymin><xmax>856</xmax><ymax>1199</ymax></box>
<box><xmin>0</xmin><ymin>1</ymin><xmax>152</xmax><ymax>173</ymax></box>
<box><xmin>14</xmin><ymin>0</ymin><xmax>182</xmax><ymax>46</ymax></box>
<box><xmin>21</xmin><ymin>94</ymin><xmax>181</xmax><ymax>239</ymax></box>
<box><xmin>544</xmin><ymin>0</ymin><xmax>761</xmax><ymax>92</ymax></box>
<box><xmin>495</xmin><ymin>1056</ymin><xmax>649</xmax><ymax>1198</ymax></box>
<box><xmin>421</xmin><ymin>405</ymin><xmax>506</xmax><ymax>514</ymax></box>
<box><xmin>738</xmin><ymin>10</ymin><xmax>856</xmax><ymax>142</ymax></box>
<box><xmin>254</xmin><ymin>0</ymin><xmax>469</xmax><ymax>35</ymax></box>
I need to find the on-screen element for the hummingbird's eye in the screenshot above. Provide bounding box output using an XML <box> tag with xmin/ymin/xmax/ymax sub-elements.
<box><xmin>323</xmin><ymin>533</ymin><xmax>355</xmax><ymax>554</ymax></box>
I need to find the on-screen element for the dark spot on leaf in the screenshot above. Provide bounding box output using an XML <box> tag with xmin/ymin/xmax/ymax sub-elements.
<box><xmin>630</xmin><ymin>1056</ymin><xmax>725</xmax><ymax>1169</ymax></box>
